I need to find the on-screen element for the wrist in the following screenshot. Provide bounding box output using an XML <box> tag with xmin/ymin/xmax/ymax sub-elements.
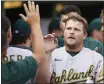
<box><xmin>30</xmin><ymin>23</ymin><xmax>40</xmax><ymax>28</ymax></box>
<box><xmin>30</xmin><ymin>23</ymin><xmax>40</xmax><ymax>31</ymax></box>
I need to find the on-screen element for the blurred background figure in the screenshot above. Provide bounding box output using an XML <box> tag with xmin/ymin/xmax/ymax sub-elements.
<box><xmin>6</xmin><ymin>19</ymin><xmax>32</xmax><ymax>62</ymax></box>
<box><xmin>48</xmin><ymin>17</ymin><xmax>63</xmax><ymax>37</ymax></box>
<box><xmin>88</xmin><ymin>18</ymin><xmax>103</xmax><ymax>43</ymax></box>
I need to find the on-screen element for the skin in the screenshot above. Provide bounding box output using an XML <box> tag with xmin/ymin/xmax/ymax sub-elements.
<box><xmin>64</xmin><ymin>19</ymin><xmax>85</xmax><ymax>52</ymax></box>
<box><xmin>7</xmin><ymin>27</ymin><xmax>12</xmax><ymax>45</ymax></box>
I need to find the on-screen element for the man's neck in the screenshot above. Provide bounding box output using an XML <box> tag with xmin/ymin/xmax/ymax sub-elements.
<box><xmin>65</xmin><ymin>44</ymin><xmax>83</xmax><ymax>52</ymax></box>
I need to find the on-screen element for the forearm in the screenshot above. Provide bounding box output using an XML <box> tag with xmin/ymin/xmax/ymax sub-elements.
<box><xmin>34</xmin><ymin>56</ymin><xmax>50</xmax><ymax>83</ymax></box>
<box><xmin>31</xmin><ymin>24</ymin><xmax>46</xmax><ymax>63</ymax></box>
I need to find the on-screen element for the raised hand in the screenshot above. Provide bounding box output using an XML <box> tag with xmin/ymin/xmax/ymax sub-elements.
<box><xmin>44</xmin><ymin>33</ymin><xmax>58</xmax><ymax>53</ymax></box>
<box><xmin>19</xmin><ymin>1</ymin><xmax>40</xmax><ymax>27</ymax></box>
<box><xmin>19</xmin><ymin>1</ymin><xmax>45</xmax><ymax>63</ymax></box>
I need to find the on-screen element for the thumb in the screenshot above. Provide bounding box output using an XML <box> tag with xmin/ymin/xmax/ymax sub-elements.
<box><xmin>94</xmin><ymin>47</ymin><xmax>98</xmax><ymax>52</ymax></box>
<box><xmin>19</xmin><ymin>14</ymin><xmax>26</xmax><ymax>22</ymax></box>
<box><xmin>52</xmin><ymin>33</ymin><xmax>55</xmax><ymax>37</ymax></box>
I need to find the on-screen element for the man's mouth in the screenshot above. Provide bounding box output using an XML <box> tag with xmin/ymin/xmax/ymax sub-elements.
<box><xmin>68</xmin><ymin>36</ymin><xmax>75</xmax><ymax>39</ymax></box>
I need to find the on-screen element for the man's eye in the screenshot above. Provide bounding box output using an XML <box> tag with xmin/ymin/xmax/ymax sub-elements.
<box><xmin>75</xmin><ymin>28</ymin><xmax>80</xmax><ymax>31</ymax></box>
<box><xmin>67</xmin><ymin>27</ymin><xmax>71</xmax><ymax>30</ymax></box>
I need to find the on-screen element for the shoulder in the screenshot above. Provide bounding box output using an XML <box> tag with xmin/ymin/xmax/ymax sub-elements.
<box><xmin>2</xmin><ymin>56</ymin><xmax>38</xmax><ymax>74</ymax></box>
<box><xmin>83</xmin><ymin>47</ymin><xmax>103</xmax><ymax>61</ymax></box>
<box><xmin>85</xmin><ymin>37</ymin><xmax>103</xmax><ymax>45</ymax></box>
<box><xmin>2</xmin><ymin>56</ymin><xmax>38</xmax><ymax>83</ymax></box>
<box><xmin>51</xmin><ymin>46</ymin><xmax>68</xmax><ymax>60</ymax></box>
<box><xmin>7</xmin><ymin>46</ymin><xmax>32</xmax><ymax>55</ymax></box>
<box><xmin>8</xmin><ymin>46</ymin><xmax>32</xmax><ymax>51</ymax></box>
<box><xmin>83</xmin><ymin>47</ymin><xmax>102</xmax><ymax>55</ymax></box>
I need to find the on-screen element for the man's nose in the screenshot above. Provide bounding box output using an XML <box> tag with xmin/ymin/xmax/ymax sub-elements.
<box><xmin>70</xmin><ymin>29</ymin><xmax>74</xmax><ymax>34</ymax></box>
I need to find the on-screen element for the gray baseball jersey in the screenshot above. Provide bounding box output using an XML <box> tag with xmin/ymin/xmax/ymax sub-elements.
<box><xmin>50</xmin><ymin>47</ymin><xmax>103</xmax><ymax>83</ymax></box>
<box><xmin>5</xmin><ymin>46</ymin><xmax>32</xmax><ymax>62</ymax></box>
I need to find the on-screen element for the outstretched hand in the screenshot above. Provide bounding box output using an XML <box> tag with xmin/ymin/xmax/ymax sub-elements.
<box><xmin>19</xmin><ymin>1</ymin><xmax>40</xmax><ymax>27</ymax></box>
<box><xmin>44</xmin><ymin>33</ymin><xmax>58</xmax><ymax>53</ymax></box>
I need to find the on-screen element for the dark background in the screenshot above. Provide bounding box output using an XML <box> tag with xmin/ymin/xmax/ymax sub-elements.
<box><xmin>1</xmin><ymin>1</ymin><xmax>104</xmax><ymax>27</ymax></box>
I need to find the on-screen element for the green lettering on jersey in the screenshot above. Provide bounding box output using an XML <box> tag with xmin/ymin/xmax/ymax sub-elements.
<box><xmin>60</xmin><ymin>70</ymin><xmax>67</xmax><ymax>82</ymax></box>
<box><xmin>4</xmin><ymin>55</ymin><xmax>23</xmax><ymax>63</ymax></box>
<box><xmin>55</xmin><ymin>76</ymin><xmax>61</xmax><ymax>83</ymax></box>
<box><xmin>10</xmin><ymin>55</ymin><xmax>15</xmax><ymax>60</ymax></box>
<box><xmin>17</xmin><ymin>55</ymin><xmax>22</xmax><ymax>60</ymax></box>
<box><xmin>67</xmin><ymin>68</ymin><xmax>74</xmax><ymax>81</ymax></box>
<box><xmin>50</xmin><ymin>72</ymin><xmax>56</xmax><ymax>84</ymax></box>
<box><xmin>50</xmin><ymin>65</ymin><xmax>94</xmax><ymax>83</ymax></box>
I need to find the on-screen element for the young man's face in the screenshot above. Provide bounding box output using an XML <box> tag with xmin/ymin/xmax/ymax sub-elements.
<box><xmin>64</xmin><ymin>19</ymin><xmax>85</xmax><ymax>47</ymax></box>
<box><xmin>60</xmin><ymin>12</ymin><xmax>78</xmax><ymax>31</ymax></box>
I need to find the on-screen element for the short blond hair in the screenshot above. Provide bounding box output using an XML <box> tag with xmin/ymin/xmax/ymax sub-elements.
<box><xmin>65</xmin><ymin>14</ymin><xmax>88</xmax><ymax>34</ymax></box>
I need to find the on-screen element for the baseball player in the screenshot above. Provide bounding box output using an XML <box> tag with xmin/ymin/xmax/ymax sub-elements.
<box><xmin>5</xmin><ymin>18</ymin><xmax>33</xmax><ymax>83</ymax></box>
<box><xmin>58</xmin><ymin>5</ymin><xmax>104</xmax><ymax>56</ymax></box>
<box><xmin>5</xmin><ymin>19</ymin><xmax>32</xmax><ymax>63</ymax></box>
<box><xmin>50</xmin><ymin>15</ymin><xmax>104</xmax><ymax>83</ymax></box>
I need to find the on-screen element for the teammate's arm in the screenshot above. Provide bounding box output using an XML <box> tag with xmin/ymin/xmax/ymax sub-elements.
<box><xmin>34</xmin><ymin>33</ymin><xmax>58</xmax><ymax>83</ymax></box>
<box><xmin>19</xmin><ymin>1</ymin><xmax>45</xmax><ymax>64</ymax></box>
<box><xmin>19</xmin><ymin>1</ymin><xmax>50</xmax><ymax>83</ymax></box>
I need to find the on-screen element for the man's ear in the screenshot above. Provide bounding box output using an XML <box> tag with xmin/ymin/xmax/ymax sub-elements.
<box><xmin>60</xmin><ymin>21</ymin><xmax>63</xmax><ymax>30</ymax></box>
<box><xmin>60</xmin><ymin>21</ymin><xmax>65</xmax><ymax>32</ymax></box>
<box><xmin>7</xmin><ymin>27</ymin><xmax>12</xmax><ymax>43</ymax></box>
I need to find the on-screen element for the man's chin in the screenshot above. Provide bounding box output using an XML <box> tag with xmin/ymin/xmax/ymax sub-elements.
<box><xmin>67</xmin><ymin>43</ymin><xmax>76</xmax><ymax>46</ymax></box>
